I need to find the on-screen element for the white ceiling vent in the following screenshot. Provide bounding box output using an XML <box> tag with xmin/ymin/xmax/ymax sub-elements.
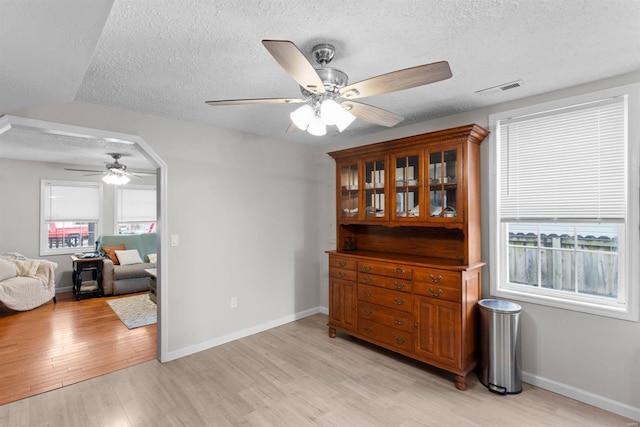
<box><xmin>475</xmin><ymin>80</ymin><xmax>523</xmax><ymax>96</ymax></box>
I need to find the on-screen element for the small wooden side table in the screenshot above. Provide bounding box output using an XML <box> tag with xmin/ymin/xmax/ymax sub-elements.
<box><xmin>145</xmin><ymin>268</ymin><xmax>157</xmax><ymax>304</ymax></box>
<box><xmin>71</xmin><ymin>255</ymin><xmax>104</xmax><ymax>301</ymax></box>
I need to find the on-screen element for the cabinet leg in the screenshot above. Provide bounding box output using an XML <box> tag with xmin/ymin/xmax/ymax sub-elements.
<box><xmin>454</xmin><ymin>374</ymin><xmax>467</xmax><ymax>390</ymax></box>
<box><xmin>328</xmin><ymin>327</ymin><xmax>336</xmax><ymax>338</ymax></box>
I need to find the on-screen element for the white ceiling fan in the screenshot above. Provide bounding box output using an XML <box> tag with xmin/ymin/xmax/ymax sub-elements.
<box><xmin>206</xmin><ymin>40</ymin><xmax>452</xmax><ymax>136</ymax></box>
<box><xmin>64</xmin><ymin>153</ymin><xmax>155</xmax><ymax>185</ymax></box>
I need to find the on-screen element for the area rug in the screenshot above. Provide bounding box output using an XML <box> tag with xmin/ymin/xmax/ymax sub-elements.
<box><xmin>106</xmin><ymin>294</ymin><xmax>157</xmax><ymax>329</ymax></box>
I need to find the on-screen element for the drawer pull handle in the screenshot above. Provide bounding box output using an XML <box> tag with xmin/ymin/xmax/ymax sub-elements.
<box><xmin>393</xmin><ymin>281</ymin><xmax>405</xmax><ymax>290</ymax></box>
<box><xmin>394</xmin><ymin>336</ymin><xmax>406</xmax><ymax>345</ymax></box>
<box><xmin>361</xmin><ymin>265</ymin><xmax>372</xmax><ymax>272</ymax></box>
<box><xmin>362</xmin><ymin>290</ymin><xmax>373</xmax><ymax>298</ymax></box>
<box><xmin>394</xmin><ymin>267</ymin><xmax>406</xmax><ymax>275</ymax></box>
<box><xmin>429</xmin><ymin>288</ymin><xmax>443</xmax><ymax>297</ymax></box>
<box><xmin>362</xmin><ymin>276</ymin><xmax>372</xmax><ymax>283</ymax></box>
<box><xmin>394</xmin><ymin>317</ymin><xmax>406</xmax><ymax>325</ymax></box>
<box><xmin>338</xmin><ymin>261</ymin><xmax>347</xmax><ymax>267</ymax></box>
<box><xmin>429</xmin><ymin>274</ymin><xmax>443</xmax><ymax>283</ymax></box>
<box><xmin>363</xmin><ymin>308</ymin><xmax>373</xmax><ymax>315</ymax></box>
<box><xmin>362</xmin><ymin>326</ymin><xmax>373</xmax><ymax>333</ymax></box>
<box><xmin>338</xmin><ymin>271</ymin><xmax>346</xmax><ymax>278</ymax></box>
<box><xmin>393</xmin><ymin>297</ymin><xmax>406</xmax><ymax>306</ymax></box>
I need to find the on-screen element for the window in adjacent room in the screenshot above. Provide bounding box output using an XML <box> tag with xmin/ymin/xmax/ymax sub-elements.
<box><xmin>115</xmin><ymin>185</ymin><xmax>157</xmax><ymax>234</ymax></box>
<box><xmin>489</xmin><ymin>84</ymin><xmax>639</xmax><ymax>321</ymax></box>
<box><xmin>41</xmin><ymin>180</ymin><xmax>103</xmax><ymax>255</ymax></box>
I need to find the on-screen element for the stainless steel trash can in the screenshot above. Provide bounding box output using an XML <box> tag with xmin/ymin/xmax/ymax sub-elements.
<box><xmin>478</xmin><ymin>299</ymin><xmax>522</xmax><ymax>394</ymax></box>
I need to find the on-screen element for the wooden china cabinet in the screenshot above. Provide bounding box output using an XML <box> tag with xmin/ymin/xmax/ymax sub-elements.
<box><xmin>326</xmin><ymin>124</ymin><xmax>489</xmax><ymax>390</ymax></box>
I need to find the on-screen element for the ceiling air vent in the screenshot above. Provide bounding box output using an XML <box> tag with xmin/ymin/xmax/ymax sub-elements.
<box><xmin>475</xmin><ymin>80</ymin><xmax>523</xmax><ymax>96</ymax></box>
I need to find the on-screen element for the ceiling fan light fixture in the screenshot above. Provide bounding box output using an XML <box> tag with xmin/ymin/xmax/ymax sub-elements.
<box><xmin>102</xmin><ymin>173</ymin><xmax>130</xmax><ymax>185</ymax></box>
<box><xmin>334</xmin><ymin>108</ymin><xmax>356</xmax><ymax>132</ymax></box>
<box><xmin>307</xmin><ymin>115</ymin><xmax>327</xmax><ymax>136</ymax></box>
<box><xmin>290</xmin><ymin>104</ymin><xmax>314</xmax><ymax>130</ymax></box>
<box><xmin>320</xmin><ymin>99</ymin><xmax>342</xmax><ymax>125</ymax></box>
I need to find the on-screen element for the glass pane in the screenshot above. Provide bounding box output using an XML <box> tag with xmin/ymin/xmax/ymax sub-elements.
<box><xmin>47</xmin><ymin>221</ymin><xmax>97</xmax><ymax>249</ymax></box>
<box><xmin>429</xmin><ymin>152</ymin><xmax>442</xmax><ymax>184</ymax></box>
<box><xmin>365</xmin><ymin>160</ymin><xmax>385</xmax><ymax>189</ymax></box>
<box><xmin>508</xmin><ymin>246</ymin><xmax>538</xmax><ymax>286</ymax></box>
<box><xmin>341</xmin><ymin>191</ymin><xmax>358</xmax><ymax>217</ymax></box>
<box><xmin>443</xmin><ymin>150</ymin><xmax>457</xmax><ymax>183</ymax></box>
<box><xmin>508</xmin><ymin>223</ymin><xmax>539</xmax><ymax>246</ymax></box>
<box><xmin>444</xmin><ymin>187</ymin><xmax>457</xmax><ymax>218</ymax></box>
<box><xmin>340</xmin><ymin>164</ymin><xmax>358</xmax><ymax>190</ymax></box>
<box><xmin>576</xmin><ymin>224</ymin><xmax>618</xmax><ymax>252</ymax></box>
<box><xmin>540</xmin><ymin>224</ymin><xmax>575</xmax><ymax>249</ymax></box>
<box><xmin>395</xmin><ymin>189</ymin><xmax>419</xmax><ymax>217</ymax></box>
<box><xmin>366</xmin><ymin>190</ymin><xmax>384</xmax><ymax>217</ymax></box>
<box><xmin>577</xmin><ymin>252</ymin><xmax>618</xmax><ymax>297</ymax></box>
<box><xmin>540</xmin><ymin>248</ymin><xmax>575</xmax><ymax>291</ymax></box>
<box><xmin>429</xmin><ymin>189</ymin><xmax>442</xmax><ymax>217</ymax></box>
<box><xmin>395</xmin><ymin>155</ymin><xmax>419</xmax><ymax>186</ymax></box>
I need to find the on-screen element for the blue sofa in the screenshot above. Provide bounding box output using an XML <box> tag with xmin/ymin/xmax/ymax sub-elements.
<box><xmin>96</xmin><ymin>233</ymin><xmax>157</xmax><ymax>295</ymax></box>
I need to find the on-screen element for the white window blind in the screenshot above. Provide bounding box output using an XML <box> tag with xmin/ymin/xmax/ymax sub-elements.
<box><xmin>499</xmin><ymin>97</ymin><xmax>627</xmax><ymax>221</ymax></box>
<box><xmin>43</xmin><ymin>182</ymin><xmax>101</xmax><ymax>221</ymax></box>
<box><xmin>116</xmin><ymin>187</ymin><xmax>156</xmax><ymax>222</ymax></box>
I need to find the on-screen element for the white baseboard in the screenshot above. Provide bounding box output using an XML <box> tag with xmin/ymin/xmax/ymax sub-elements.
<box><xmin>165</xmin><ymin>306</ymin><xmax>325</xmax><ymax>362</ymax></box>
<box><xmin>55</xmin><ymin>286</ymin><xmax>73</xmax><ymax>293</ymax></box>
<box><xmin>522</xmin><ymin>371</ymin><xmax>640</xmax><ymax>422</ymax></box>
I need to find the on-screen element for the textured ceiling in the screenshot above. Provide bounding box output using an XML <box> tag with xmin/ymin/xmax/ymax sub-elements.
<box><xmin>1</xmin><ymin>0</ymin><xmax>639</xmax><ymax>165</ymax></box>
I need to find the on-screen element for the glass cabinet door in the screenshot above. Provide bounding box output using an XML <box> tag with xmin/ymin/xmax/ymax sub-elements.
<box><xmin>393</xmin><ymin>153</ymin><xmax>422</xmax><ymax>220</ymax></box>
<box><xmin>428</xmin><ymin>147</ymin><xmax>459</xmax><ymax>220</ymax></box>
<box><xmin>340</xmin><ymin>163</ymin><xmax>359</xmax><ymax>219</ymax></box>
<box><xmin>364</xmin><ymin>159</ymin><xmax>386</xmax><ymax>219</ymax></box>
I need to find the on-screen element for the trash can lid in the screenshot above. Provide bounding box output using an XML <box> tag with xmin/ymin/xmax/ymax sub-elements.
<box><xmin>478</xmin><ymin>299</ymin><xmax>522</xmax><ymax>314</ymax></box>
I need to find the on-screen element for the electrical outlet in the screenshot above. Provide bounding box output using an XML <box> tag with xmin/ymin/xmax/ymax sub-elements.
<box><xmin>231</xmin><ymin>297</ymin><xmax>237</xmax><ymax>308</ymax></box>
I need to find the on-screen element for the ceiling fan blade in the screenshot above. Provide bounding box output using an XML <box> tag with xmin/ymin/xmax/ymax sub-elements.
<box><xmin>341</xmin><ymin>101</ymin><xmax>404</xmax><ymax>127</ymax></box>
<box><xmin>262</xmin><ymin>40</ymin><xmax>325</xmax><ymax>94</ymax></box>
<box><xmin>339</xmin><ymin>61</ymin><xmax>452</xmax><ymax>100</ymax></box>
<box><xmin>128</xmin><ymin>171</ymin><xmax>156</xmax><ymax>177</ymax></box>
<box><xmin>64</xmin><ymin>168</ymin><xmax>104</xmax><ymax>173</ymax></box>
<box><xmin>206</xmin><ymin>98</ymin><xmax>305</xmax><ymax>106</ymax></box>
<box><xmin>286</xmin><ymin>122</ymin><xmax>303</xmax><ymax>133</ymax></box>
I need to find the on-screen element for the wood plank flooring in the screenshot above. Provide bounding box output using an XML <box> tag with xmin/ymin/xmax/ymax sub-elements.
<box><xmin>0</xmin><ymin>291</ymin><xmax>157</xmax><ymax>406</ymax></box>
<box><xmin>0</xmin><ymin>313</ymin><xmax>634</xmax><ymax>426</ymax></box>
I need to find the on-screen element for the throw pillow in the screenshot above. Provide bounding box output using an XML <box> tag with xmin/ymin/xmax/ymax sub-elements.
<box><xmin>101</xmin><ymin>245</ymin><xmax>126</xmax><ymax>264</ymax></box>
<box><xmin>115</xmin><ymin>249</ymin><xmax>143</xmax><ymax>266</ymax></box>
<box><xmin>147</xmin><ymin>253</ymin><xmax>157</xmax><ymax>263</ymax></box>
<box><xmin>0</xmin><ymin>258</ymin><xmax>17</xmax><ymax>281</ymax></box>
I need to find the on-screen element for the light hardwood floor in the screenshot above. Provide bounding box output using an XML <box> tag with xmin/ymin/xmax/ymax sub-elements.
<box><xmin>0</xmin><ymin>291</ymin><xmax>156</xmax><ymax>405</ymax></box>
<box><xmin>0</xmin><ymin>313</ymin><xmax>634</xmax><ymax>426</ymax></box>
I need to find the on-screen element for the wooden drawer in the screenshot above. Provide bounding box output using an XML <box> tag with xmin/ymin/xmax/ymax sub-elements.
<box><xmin>330</xmin><ymin>267</ymin><xmax>357</xmax><ymax>281</ymax></box>
<box><xmin>359</xmin><ymin>319</ymin><xmax>412</xmax><ymax>352</ymax></box>
<box><xmin>358</xmin><ymin>260</ymin><xmax>412</xmax><ymax>280</ymax></box>
<box><xmin>413</xmin><ymin>282</ymin><xmax>461</xmax><ymax>302</ymax></box>
<box><xmin>329</xmin><ymin>256</ymin><xmax>357</xmax><ymax>270</ymax></box>
<box><xmin>359</xmin><ymin>273</ymin><xmax>411</xmax><ymax>293</ymax></box>
<box><xmin>413</xmin><ymin>268</ymin><xmax>460</xmax><ymax>288</ymax></box>
<box><xmin>358</xmin><ymin>283</ymin><xmax>411</xmax><ymax>312</ymax></box>
<box><xmin>359</xmin><ymin>302</ymin><xmax>412</xmax><ymax>332</ymax></box>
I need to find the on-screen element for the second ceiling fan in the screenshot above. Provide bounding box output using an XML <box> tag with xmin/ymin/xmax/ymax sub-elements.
<box><xmin>205</xmin><ymin>40</ymin><xmax>452</xmax><ymax>136</ymax></box>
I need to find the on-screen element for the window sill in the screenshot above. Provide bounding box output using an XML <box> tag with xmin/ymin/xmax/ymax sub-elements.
<box><xmin>490</xmin><ymin>286</ymin><xmax>638</xmax><ymax>322</ymax></box>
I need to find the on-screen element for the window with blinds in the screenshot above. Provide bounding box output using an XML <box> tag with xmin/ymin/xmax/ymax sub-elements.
<box><xmin>41</xmin><ymin>180</ymin><xmax>103</xmax><ymax>254</ymax></box>
<box><xmin>490</xmin><ymin>86</ymin><xmax>639</xmax><ymax>321</ymax></box>
<box><xmin>499</xmin><ymin>97</ymin><xmax>626</xmax><ymax>222</ymax></box>
<box><xmin>115</xmin><ymin>185</ymin><xmax>157</xmax><ymax>234</ymax></box>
